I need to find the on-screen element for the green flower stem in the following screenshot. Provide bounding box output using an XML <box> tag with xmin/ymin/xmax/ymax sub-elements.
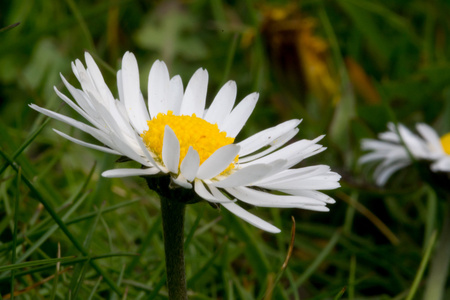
<box><xmin>423</xmin><ymin>204</ymin><xmax>450</xmax><ymax>300</ymax></box>
<box><xmin>160</xmin><ymin>195</ymin><xmax>187</xmax><ymax>300</ymax></box>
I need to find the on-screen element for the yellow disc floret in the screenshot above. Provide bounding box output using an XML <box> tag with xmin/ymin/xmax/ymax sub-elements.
<box><xmin>141</xmin><ymin>111</ymin><xmax>238</xmax><ymax>175</ymax></box>
<box><xmin>440</xmin><ymin>133</ymin><xmax>450</xmax><ymax>155</ymax></box>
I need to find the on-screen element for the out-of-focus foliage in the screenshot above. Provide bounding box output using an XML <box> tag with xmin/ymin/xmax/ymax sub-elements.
<box><xmin>1</xmin><ymin>0</ymin><xmax>450</xmax><ymax>299</ymax></box>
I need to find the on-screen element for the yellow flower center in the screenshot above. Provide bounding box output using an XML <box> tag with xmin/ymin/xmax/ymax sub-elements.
<box><xmin>141</xmin><ymin>111</ymin><xmax>238</xmax><ymax>174</ymax></box>
<box><xmin>440</xmin><ymin>133</ymin><xmax>450</xmax><ymax>155</ymax></box>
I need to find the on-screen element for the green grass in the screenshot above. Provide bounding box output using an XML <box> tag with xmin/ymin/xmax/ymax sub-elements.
<box><xmin>1</xmin><ymin>0</ymin><xmax>450</xmax><ymax>299</ymax></box>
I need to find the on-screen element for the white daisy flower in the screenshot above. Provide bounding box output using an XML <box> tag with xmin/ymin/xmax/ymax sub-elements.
<box><xmin>360</xmin><ymin>122</ymin><xmax>450</xmax><ymax>186</ymax></box>
<box><xmin>30</xmin><ymin>51</ymin><xmax>340</xmax><ymax>233</ymax></box>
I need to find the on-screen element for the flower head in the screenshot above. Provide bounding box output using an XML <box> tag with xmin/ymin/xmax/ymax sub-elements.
<box><xmin>360</xmin><ymin>122</ymin><xmax>450</xmax><ymax>186</ymax></box>
<box><xmin>30</xmin><ymin>52</ymin><xmax>340</xmax><ymax>233</ymax></box>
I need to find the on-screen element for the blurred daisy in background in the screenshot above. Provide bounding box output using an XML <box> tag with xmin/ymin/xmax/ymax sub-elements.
<box><xmin>360</xmin><ymin>122</ymin><xmax>450</xmax><ymax>186</ymax></box>
<box><xmin>30</xmin><ymin>51</ymin><xmax>340</xmax><ymax>233</ymax></box>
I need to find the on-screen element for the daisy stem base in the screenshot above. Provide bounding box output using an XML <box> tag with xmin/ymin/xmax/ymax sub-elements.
<box><xmin>160</xmin><ymin>195</ymin><xmax>187</xmax><ymax>300</ymax></box>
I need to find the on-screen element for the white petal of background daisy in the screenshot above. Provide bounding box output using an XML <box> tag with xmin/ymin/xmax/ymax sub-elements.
<box><xmin>30</xmin><ymin>51</ymin><xmax>340</xmax><ymax>233</ymax></box>
<box><xmin>360</xmin><ymin>122</ymin><xmax>450</xmax><ymax>186</ymax></box>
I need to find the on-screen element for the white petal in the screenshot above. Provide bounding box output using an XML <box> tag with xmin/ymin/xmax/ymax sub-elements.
<box><xmin>431</xmin><ymin>157</ymin><xmax>450</xmax><ymax>172</ymax></box>
<box><xmin>257</xmin><ymin>165</ymin><xmax>332</xmax><ymax>185</ymax></box>
<box><xmin>203</xmin><ymin>80</ymin><xmax>236</xmax><ymax>127</ymax></box>
<box><xmin>244</xmin><ymin>136</ymin><xmax>324</xmax><ymax>168</ymax></box>
<box><xmin>29</xmin><ymin>104</ymin><xmax>113</xmax><ymax>147</ymax></box>
<box><xmin>53</xmin><ymin>129</ymin><xmax>121</xmax><ymax>155</ymax></box>
<box><xmin>194</xmin><ymin>180</ymin><xmax>232</xmax><ymax>203</ymax></box>
<box><xmin>180</xmin><ymin>68</ymin><xmax>208</xmax><ymax>116</ymax></box>
<box><xmin>147</xmin><ymin>60</ymin><xmax>170</xmax><ymax>118</ymax></box>
<box><xmin>196</xmin><ymin>144</ymin><xmax>240</xmax><ymax>180</ymax></box>
<box><xmin>277</xmin><ymin>190</ymin><xmax>336</xmax><ymax>204</ymax></box>
<box><xmin>168</xmin><ymin>75</ymin><xmax>184</xmax><ymax>115</ymax></box>
<box><xmin>416</xmin><ymin>123</ymin><xmax>443</xmax><ymax>153</ymax></box>
<box><xmin>102</xmin><ymin>167</ymin><xmax>160</xmax><ymax>178</ymax></box>
<box><xmin>84</xmin><ymin>52</ymin><xmax>115</xmax><ymax>107</ymax></box>
<box><xmin>121</xmin><ymin>52</ymin><xmax>149</xmax><ymax>133</ymax></box>
<box><xmin>53</xmin><ymin>86</ymin><xmax>101</xmax><ymax>128</ymax></box>
<box><xmin>162</xmin><ymin>125</ymin><xmax>180</xmax><ymax>173</ymax></box>
<box><xmin>134</xmin><ymin>131</ymin><xmax>167</xmax><ymax>171</ymax></box>
<box><xmin>220</xmin><ymin>201</ymin><xmax>281</xmax><ymax>233</ymax></box>
<box><xmin>239</xmin><ymin>128</ymin><xmax>299</xmax><ymax>163</ymax></box>
<box><xmin>60</xmin><ymin>74</ymin><xmax>96</xmax><ymax>117</ymax></box>
<box><xmin>117</xmin><ymin>70</ymin><xmax>125</xmax><ymax>103</ymax></box>
<box><xmin>180</xmin><ymin>146</ymin><xmax>200</xmax><ymax>181</ymax></box>
<box><xmin>225</xmin><ymin>186</ymin><xmax>327</xmax><ymax>208</ymax></box>
<box><xmin>374</xmin><ymin>161</ymin><xmax>410</xmax><ymax>186</ymax></box>
<box><xmin>257</xmin><ymin>173</ymin><xmax>341</xmax><ymax>190</ymax></box>
<box><xmin>211</xmin><ymin>163</ymin><xmax>274</xmax><ymax>188</ymax></box>
<box><xmin>221</xmin><ymin>92</ymin><xmax>259</xmax><ymax>138</ymax></box>
<box><xmin>172</xmin><ymin>174</ymin><xmax>192</xmax><ymax>189</ymax></box>
<box><xmin>238</xmin><ymin>119</ymin><xmax>301</xmax><ymax>156</ymax></box>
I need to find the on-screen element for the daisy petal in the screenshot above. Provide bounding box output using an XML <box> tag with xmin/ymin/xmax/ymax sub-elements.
<box><xmin>211</xmin><ymin>163</ymin><xmax>274</xmax><ymax>188</ymax></box>
<box><xmin>148</xmin><ymin>60</ymin><xmax>170</xmax><ymax>118</ymax></box>
<box><xmin>102</xmin><ymin>168</ymin><xmax>160</xmax><ymax>178</ymax></box>
<box><xmin>162</xmin><ymin>125</ymin><xmax>181</xmax><ymax>173</ymax></box>
<box><xmin>431</xmin><ymin>157</ymin><xmax>450</xmax><ymax>172</ymax></box>
<box><xmin>225</xmin><ymin>186</ymin><xmax>327</xmax><ymax>208</ymax></box>
<box><xmin>29</xmin><ymin>104</ymin><xmax>113</xmax><ymax>147</ymax></box>
<box><xmin>194</xmin><ymin>180</ymin><xmax>232</xmax><ymax>203</ymax></box>
<box><xmin>84</xmin><ymin>52</ymin><xmax>115</xmax><ymax>106</ymax></box>
<box><xmin>238</xmin><ymin>119</ymin><xmax>301</xmax><ymax>156</ymax></box>
<box><xmin>239</xmin><ymin>128</ymin><xmax>299</xmax><ymax>163</ymax></box>
<box><xmin>168</xmin><ymin>75</ymin><xmax>184</xmax><ymax>115</ymax></box>
<box><xmin>173</xmin><ymin>174</ymin><xmax>192</xmax><ymax>189</ymax></box>
<box><xmin>203</xmin><ymin>80</ymin><xmax>237</xmax><ymax>128</ymax></box>
<box><xmin>278</xmin><ymin>190</ymin><xmax>336</xmax><ymax>204</ymax></box>
<box><xmin>196</xmin><ymin>144</ymin><xmax>240</xmax><ymax>180</ymax></box>
<box><xmin>220</xmin><ymin>201</ymin><xmax>281</xmax><ymax>233</ymax></box>
<box><xmin>53</xmin><ymin>129</ymin><xmax>120</xmax><ymax>155</ymax></box>
<box><xmin>180</xmin><ymin>68</ymin><xmax>208</xmax><ymax>116</ymax></box>
<box><xmin>416</xmin><ymin>123</ymin><xmax>443</xmax><ymax>152</ymax></box>
<box><xmin>222</xmin><ymin>92</ymin><xmax>259</xmax><ymax>138</ymax></box>
<box><xmin>180</xmin><ymin>146</ymin><xmax>200</xmax><ymax>181</ymax></box>
<box><xmin>121</xmin><ymin>52</ymin><xmax>149</xmax><ymax>133</ymax></box>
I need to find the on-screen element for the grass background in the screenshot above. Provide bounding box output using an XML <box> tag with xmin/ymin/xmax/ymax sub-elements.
<box><xmin>1</xmin><ymin>0</ymin><xmax>450</xmax><ymax>299</ymax></box>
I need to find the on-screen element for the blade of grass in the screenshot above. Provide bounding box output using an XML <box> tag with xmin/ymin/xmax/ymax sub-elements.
<box><xmin>10</xmin><ymin>167</ymin><xmax>21</xmax><ymax>300</ymax></box>
<box><xmin>406</xmin><ymin>230</ymin><xmax>437</xmax><ymax>300</ymax></box>
<box><xmin>220</xmin><ymin>33</ymin><xmax>239</xmax><ymax>86</ymax></box>
<box><xmin>111</xmin><ymin>264</ymin><xmax>126</xmax><ymax>300</ymax></box>
<box><xmin>424</xmin><ymin>186</ymin><xmax>437</xmax><ymax>250</ymax></box>
<box><xmin>0</xmin><ymin>148</ymin><xmax>122</xmax><ymax>295</ymax></box>
<box><xmin>348</xmin><ymin>255</ymin><xmax>356</xmax><ymax>300</ymax></box>
<box><xmin>125</xmin><ymin>214</ymin><xmax>161</xmax><ymax>274</ymax></box>
<box><xmin>87</xmin><ymin>276</ymin><xmax>103</xmax><ymax>300</ymax></box>
<box><xmin>0</xmin><ymin>196</ymin><xmax>138</xmax><ymax>255</ymax></box>
<box><xmin>187</xmin><ymin>237</ymin><xmax>227</xmax><ymax>286</ymax></box>
<box><xmin>146</xmin><ymin>274</ymin><xmax>167</xmax><ymax>299</ymax></box>
<box><xmin>338</xmin><ymin>191</ymin><xmax>400</xmax><ymax>245</ymax></box>
<box><xmin>184</xmin><ymin>206</ymin><xmax>205</xmax><ymax>249</ymax></box>
<box><xmin>223</xmin><ymin>209</ymin><xmax>270</xmax><ymax>282</ymax></box>
<box><xmin>70</xmin><ymin>203</ymin><xmax>105</xmax><ymax>299</ymax></box>
<box><xmin>63</xmin><ymin>0</ymin><xmax>95</xmax><ymax>51</ymax></box>
<box><xmin>11</xmin><ymin>191</ymin><xmax>89</xmax><ymax>266</ymax></box>
<box><xmin>69</xmin><ymin>259</ymin><xmax>90</xmax><ymax>300</ymax></box>
<box><xmin>0</xmin><ymin>118</ymin><xmax>50</xmax><ymax>176</ymax></box>
<box><xmin>334</xmin><ymin>287</ymin><xmax>347</xmax><ymax>300</ymax></box>
<box><xmin>2</xmin><ymin>252</ymin><xmax>137</xmax><ymax>280</ymax></box>
<box><xmin>49</xmin><ymin>243</ymin><xmax>61</xmax><ymax>300</ymax></box>
<box><xmin>0</xmin><ymin>22</ymin><xmax>20</xmax><ymax>33</ymax></box>
<box><xmin>423</xmin><ymin>204</ymin><xmax>450</xmax><ymax>300</ymax></box>
<box><xmin>260</xmin><ymin>216</ymin><xmax>296</xmax><ymax>300</ymax></box>
<box><xmin>293</xmin><ymin>230</ymin><xmax>341</xmax><ymax>288</ymax></box>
